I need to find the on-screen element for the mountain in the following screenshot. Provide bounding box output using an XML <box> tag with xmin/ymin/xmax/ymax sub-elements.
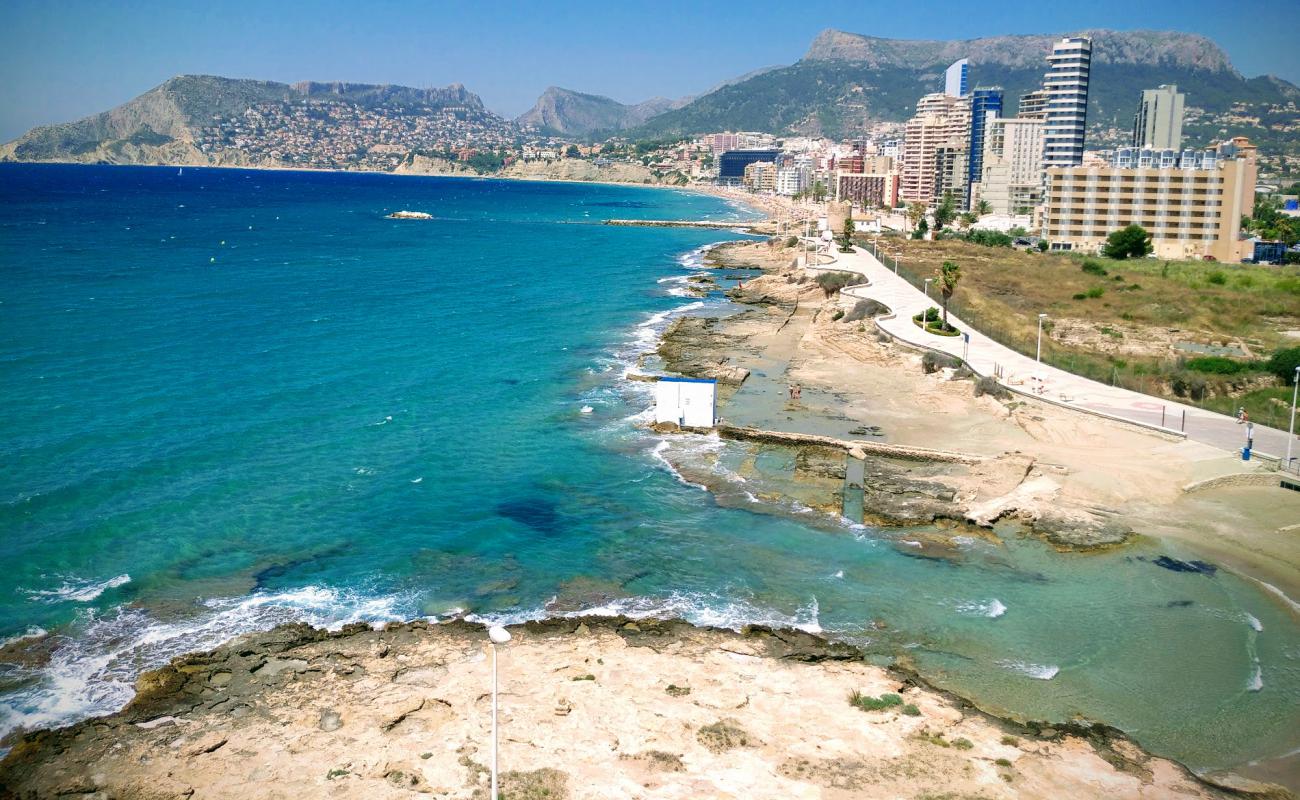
<box><xmin>516</xmin><ymin>87</ymin><xmax>686</xmax><ymax>136</ymax></box>
<box><xmin>631</xmin><ymin>28</ymin><xmax>1300</xmax><ymax>144</ymax></box>
<box><xmin>0</xmin><ymin>75</ymin><xmax>510</xmax><ymax>168</ymax></box>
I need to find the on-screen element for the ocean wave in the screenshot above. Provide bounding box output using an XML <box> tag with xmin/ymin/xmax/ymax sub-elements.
<box><xmin>0</xmin><ymin>585</ymin><xmax>412</xmax><ymax>742</ymax></box>
<box><xmin>958</xmin><ymin>599</ymin><xmax>1007</xmax><ymax>619</ymax></box>
<box><xmin>651</xmin><ymin>440</ymin><xmax>710</xmax><ymax>491</ymax></box>
<box><xmin>1248</xmin><ymin>659</ymin><xmax>1263</xmax><ymax>692</ymax></box>
<box><xmin>1245</xmin><ymin>613</ymin><xmax>1263</xmax><ymax>632</ymax></box>
<box><xmin>25</xmin><ymin>574</ymin><xmax>131</xmax><ymax>603</ymax></box>
<box><xmin>467</xmin><ymin>590</ymin><xmax>825</xmax><ymax>635</ymax></box>
<box><xmin>0</xmin><ymin>627</ymin><xmax>48</xmax><ymax>649</ymax></box>
<box><xmin>997</xmin><ymin>660</ymin><xmax>1059</xmax><ymax>680</ymax></box>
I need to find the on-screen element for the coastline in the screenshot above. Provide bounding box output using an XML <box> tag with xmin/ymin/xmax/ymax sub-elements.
<box><xmin>5</xmin><ymin>169</ymin><xmax>1294</xmax><ymax>796</ymax></box>
<box><xmin>0</xmin><ymin>617</ymin><xmax>1271</xmax><ymax>799</ymax></box>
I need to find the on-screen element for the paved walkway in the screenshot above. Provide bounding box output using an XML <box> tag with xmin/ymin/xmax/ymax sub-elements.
<box><xmin>805</xmin><ymin>243</ymin><xmax>1296</xmax><ymax>463</ymax></box>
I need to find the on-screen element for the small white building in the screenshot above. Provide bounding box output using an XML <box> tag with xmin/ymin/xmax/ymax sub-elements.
<box><xmin>654</xmin><ymin>377</ymin><xmax>717</xmax><ymax>428</ymax></box>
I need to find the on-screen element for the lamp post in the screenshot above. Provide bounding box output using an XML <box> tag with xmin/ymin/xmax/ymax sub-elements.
<box><xmin>1036</xmin><ymin>313</ymin><xmax>1048</xmax><ymax>364</ymax></box>
<box><xmin>893</xmin><ymin>251</ymin><xmax>901</xmax><ymax>276</ymax></box>
<box><xmin>488</xmin><ymin>625</ymin><xmax>512</xmax><ymax>800</ymax></box>
<box><xmin>1287</xmin><ymin>365</ymin><xmax>1300</xmax><ymax>472</ymax></box>
<box><xmin>923</xmin><ymin>277</ymin><xmax>932</xmax><ymax>302</ymax></box>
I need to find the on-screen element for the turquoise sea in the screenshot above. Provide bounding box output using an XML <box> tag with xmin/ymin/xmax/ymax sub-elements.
<box><xmin>1</xmin><ymin>164</ymin><xmax>1297</xmax><ymax>776</ymax></box>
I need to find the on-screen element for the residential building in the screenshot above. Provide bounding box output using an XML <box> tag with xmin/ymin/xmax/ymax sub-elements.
<box><xmin>1018</xmin><ymin>89</ymin><xmax>1049</xmax><ymax>120</ymax></box>
<box><xmin>934</xmin><ymin>145</ymin><xmax>969</xmax><ymax>203</ymax></box>
<box><xmin>1041</xmin><ymin>37</ymin><xmax>1092</xmax><ymax>168</ymax></box>
<box><xmin>776</xmin><ymin>165</ymin><xmax>812</xmax><ymax>196</ymax></box>
<box><xmin>945</xmin><ymin>59</ymin><xmax>969</xmax><ymax>98</ymax></box>
<box><xmin>974</xmin><ymin>117</ymin><xmax>1045</xmax><ymax>214</ymax></box>
<box><xmin>900</xmin><ymin>93</ymin><xmax>971</xmax><ymax>205</ymax></box>
<box><xmin>836</xmin><ymin>172</ymin><xmax>900</xmax><ymax>208</ymax></box>
<box><xmin>1132</xmin><ymin>84</ymin><xmax>1185</xmax><ymax>150</ymax></box>
<box><xmin>967</xmin><ymin>88</ymin><xmax>1004</xmax><ymax>206</ymax></box>
<box><xmin>709</xmin><ymin>133</ymin><xmax>741</xmax><ymax>154</ymax></box>
<box><xmin>718</xmin><ymin>149</ymin><xmax>782</xmax><ymax>183</ymax></box>
<box><xmin>1041</xmin><ymin>137</ymin><xmax>1257</xmax><ymax>262</ymax></box>
<box><xmin>863</xmin><ymin>155</ymin><xmax>894</xmax><ymax>173</ymax></box>
<box><xmin>743</xmin><ymin>160</ymin><xmax>778</xmax><ymax>192</ymax></box>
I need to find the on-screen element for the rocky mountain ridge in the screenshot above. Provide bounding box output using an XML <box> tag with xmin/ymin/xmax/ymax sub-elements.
<box><xmin>516</xmin><ymin>86</ymin><xmax>686</xmax><ymax>136</ymax></box>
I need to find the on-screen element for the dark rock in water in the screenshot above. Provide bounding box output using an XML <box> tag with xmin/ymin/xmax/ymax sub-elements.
<box><xmin>1030</xmin><ymin>515</ymin><xmax>1132</xmax><ymax>551</ymax></box>
<box><xmin>848</xmin><ymin>425</ymin><xmax>883</xmax><ymax>436</ymax></box>
<box><xmin>1152</xmin><ymin>556</ymin><xmax>1216</xmax><ymax>576</ymax></box>
<box><xmin>1165</xmin><ymin>599</ymin><xmax>1195</xmax><ymax>608</ymax></box>
<box><xmin>502</xmin><ymin>378</ymin><xmax>520</xmax><ymax>385</ymax></box>
<box><xmin>496</xmin><ymin>498</ymin><xmax>561</xmax><ymax>534</ymax></box>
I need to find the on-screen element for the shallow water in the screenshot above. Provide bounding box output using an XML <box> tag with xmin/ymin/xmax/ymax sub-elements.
<box><xmin>0</xmin><ymin>164</ymin><xmax>1297</xmax><ymax>774</ymax></box>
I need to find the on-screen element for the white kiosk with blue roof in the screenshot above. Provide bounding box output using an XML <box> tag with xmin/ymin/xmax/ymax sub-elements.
<box><xmin>654</xmin><ymin>377</ymin><xmax>717</xmax><ymax>428</ymax></box>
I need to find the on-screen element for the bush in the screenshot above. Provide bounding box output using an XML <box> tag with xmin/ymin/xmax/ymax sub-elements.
<box><xmin>901</xmin><ymin>703</ymin><xmax>921</xmax><ymax>716</ymax></box>
<box><xmin>844</xmin><ymin>299</ymin><xmax>887</xmax><ymax>322</ymax></box>
<box><xmin>925</xmin><ymin>320</ymin><xmax>961</xmax><ymax>336</ymax></box>
<box><xmin>1206</xmin><ymin>270</ymin><xmax>1227</xmax><ymax>285</ymax></box>
<box><xmin>1101</xmin><ymin>224</ymin><xmax>1153</xmax><ymax>260</ymax></box>
<box><xmin>1081</xmin><ymin>259</ymin><xmax>1108</xmax><ymax>276</ymax></box>
<box><xmin>785</xmin><ymin>236</ymin><xmax>799</xmax><ymax>248</ymax></box>
<box><xmin>850</xmin><ymin>691</ymin><xmax>903</xmax><ymax>712</ymax></box>
<box><xmin>1084</xmin><ymin>286</ymin><xmax>1105</xmax><ymax>299</ymax></box>
<box><xmin>915</xmin><ymin>306</ymin><xmax>941</xmax><ymax>323</ymax></box>
<box><xmin>831</xmin><ymin>309</ymin><xmax>845</xmax><ymax>321</ymax></box>
<box><xmin>965</xmin><ymin>229</ymin><xmax>1013</xmax><ymax>248</ymax></box>
<box><xmin>1266</xmin><ymin>347</ymin><xmax>1300</xmax><ymax>382</ymax></box>
<box><xmin>815</xmin><ymin>271</ymin><xmax>857</xmax><ymax>296</ymax></box>
<box><xmin>921</xmin><ymin>351</ymin><xmax>961</xmax><ymax>374</ymax></box>
<box><xmin>974</xmin><ymin>376</ymin><xmax>1010</xmax><ymax>399</ymax></box>
<box><xmin>1072</xmin><ymin>292</ymin><xmax>1087</xmax><ymax>300</ymax></box>
<box><xmin>1185</xmin><ymin>356</ymin><xmax>1257</xmax><ymax>375</ymax></box>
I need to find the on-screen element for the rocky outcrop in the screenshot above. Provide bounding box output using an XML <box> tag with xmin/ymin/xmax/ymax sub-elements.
<box><xmin>497</xmin><ymin>158</ymin><xmax>663</xmax><ymax>184</ymax></box>
<box><xmin>517</xmin><ymin>87</ymin><xmax>686</xmax><ymax>136</ymax></box>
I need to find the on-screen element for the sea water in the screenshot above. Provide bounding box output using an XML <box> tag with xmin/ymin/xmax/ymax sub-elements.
<box><xmin>1</xmin><ymin>164</ymin><xmax>1297</xmax><ymax>774</ymax></box>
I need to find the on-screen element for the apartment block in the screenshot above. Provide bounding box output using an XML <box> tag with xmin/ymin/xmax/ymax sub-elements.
<box><xmin>1132</xmin><ymin>85</ymin><xmax>1185</xmax><ymax>150</ymax></box>
<box><xmin>1041</xmin><ymin>37</ymin><xmax>1092</xmax><ymax>168</ymax></box>
<box><xmin>836</xmin><ymin>172</ymin><xmax>900</xmax><ymax>208</ymax></box>
<box><xmin>743</xmin><ymin>160</ymin><xmax>778</xmax><ymax>192</ymax></box>
<box><xmin>900</xmin><ymin>93</ymin><xmax>971</xmax><ymax>205</ymax></box>
<box><xmin>974</xmin><ymin>117</ymin><xmax>1045</xmax><ymax>214</ymax></box>
<box><xmin>1041</xmin><ymin>137</ymin><xmax>1257</xmax><ymax>262</ymax></box>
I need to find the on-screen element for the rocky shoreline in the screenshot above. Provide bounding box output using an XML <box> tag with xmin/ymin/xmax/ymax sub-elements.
<box><xmin>1</xmin><ymin>616</ymin><xmax>1280</xmax><ymax>799</ymax></box>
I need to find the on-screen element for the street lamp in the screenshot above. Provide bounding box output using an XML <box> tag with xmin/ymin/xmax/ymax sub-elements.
<box><xmin>923</xmin><ymin>277</ymin><xmax>932</xmax><ymax>301</ymax></box>
<box><xmin>488</xmin><ymin>625</ymin><xmax>512</xmax><ymax>800</ymax></box>
<box><xmin>1036</xmin><ymin>313</ymin><xmax>1048</xmax><ymax>364</ymax></box>
<box><xmin>1287</xmin><ymin>365</ymin><xmax>1300</xmax><ymax>472</ymax></box>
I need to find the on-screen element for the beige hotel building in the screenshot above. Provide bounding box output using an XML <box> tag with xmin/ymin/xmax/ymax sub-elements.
<box><xmin>1041</xmin><ymin>137</ymin><xmax>1257</xmax><ymax>262</ymax></box>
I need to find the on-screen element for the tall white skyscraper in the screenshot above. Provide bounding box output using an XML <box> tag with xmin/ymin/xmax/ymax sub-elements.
<box><xmin>1040</xmin><ymin>37</ymin><xmax>1092</xmax><ymax>169</ymax></box>
<box><xmin>944</xmin><ymin>59</ymin><xmax>969</xmax><ymax>98</ymax></box>
<box><xmin>1133</xmin><ymin>84</ymin><xmax>1185</xmax><ymax>150</ymax></box>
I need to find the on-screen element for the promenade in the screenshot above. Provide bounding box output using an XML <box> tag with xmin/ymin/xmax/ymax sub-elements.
<box><xmin>807</xmin><ymin>243</ymin><xmax>1296</xmax><ymax>462</ymax></box>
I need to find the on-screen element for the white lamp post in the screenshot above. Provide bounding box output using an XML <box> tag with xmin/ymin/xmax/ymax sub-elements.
<box><xmin>488</xmin><ymin>625</ymin><xmax>512</xmax><ymax>800</ymax></box>
<box><xmin>1036</xmin><ymin>313</ymin><xmax>1048</xmax><ymax>364</ymax></box>
<box><xmin>923</xmin><ymin>277</ymin><xmax>932</xmax><ymax>301</ymax></box>
<box><xmin>893</xmin><ymin>251</ymin><xmax>901</xmax><ymax>275</ymax></box>
<box><xmin>1287</xmin><ymin>365</ymin><xmax>1300</xmax><ymax>472</ymax></box>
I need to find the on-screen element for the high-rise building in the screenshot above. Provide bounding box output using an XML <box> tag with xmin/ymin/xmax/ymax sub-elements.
<box><xmin>1041</xmin><ymin>137</ymin><xmax>1257</xmax><ymax>262</ymax></box>
<box><xmin>776</xmin><ymin>165</ymin><xmax>812</xmax><ymax>196</ymax></box>
<box><xmin>966</xmin><ymin>88</ymin><xmax>1004</xmax><ymax>206</ymax></box>
<box><xmin>974</xmin><ymin>117</ymin><xmax>1045</xmax><ymax>214</ymax></box>
<box><xmin>945</xmin><ymin>59</ymin><xmax>969</xmax><ymax>98</ymax></box>
<box><xmin>1018</xmin><ymin>89</ymin><xmax>1049</xmax><ymax>119</ymax></box>
<box><xmin>743</xmin><ymin>160</ymin><xmax>778</xmax><ymax>192</ymax></box>
<box><xmin>1132</xmin><ymin>84</ymin><xmax>1185</xmax><ymax>150</ymax></box>
<box><xmin>900</xmin><ymin>93</ymin><xmax>971</xmax><ymax>205</ymax></box>
<box><xmin>836</xmin><ymin>172</ymin><xmax>900</xmax><ymax>208</ymax></box>
<box><xmin>1041</xmin><ymin>36</ymin><xmax>1092</xmax><ymax>169</ymax></box>
<box><xmin>718</xmin><ymin>149</ymin><xmax>782</xmax><ymax>182</ymax></box>
<box><xmin>934</xmin><ymin>146</ymin><xmax>969</xmax><ymax>202</ymax></box>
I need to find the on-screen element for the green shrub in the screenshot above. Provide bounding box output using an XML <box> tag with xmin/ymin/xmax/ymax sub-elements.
<box><xmin>952</xmin><ymin>737</ymin><xmax>974</xmax><ymax>750</ymax></box>
<box><xmin>1266</xmin><ymin>347</ymin><xmax>1300</xmax><ymax>382</ymax></box>
<box><xmin>1206</xmin><ymin>270</ymin><xmax>1227</xmax><ymax>285</ymax></box>
<box><xmin>785</xmin><ymin>236</ymin><xmax>799</xmax><ymax>248</ymax></box>
<box><xmin>850</xmin><ymin>691</ymin><xmax>904</xmax><ymax>711</ymax></box>
<box><xmin>901</xmin><ymin>703</ymin><xmax>921</xmax><ymax>716</ymax></box>
<box><xmin>974</xmin><ymin>377</ymin><xmax>1010</xmax><ymax>399</ymax></box>
<box><xmin>844</xmin><ymin>299</ymin><xmax>888</xmax><ymax>322</ymax></box>
<box><xmin>1000</xmin><ymin>735</ymin><xmax>1019</xmax><ymax>747</ymax></box>
<box><xmin>1084</xmin><ymin>286</ymin><xmax>1105</xmax><ymax>299</ymax></box>
<box><xmin>921</xmin><ymin>351</ymin><xmax>962</xmax><ymax>374</ymax></box>
<box><xmin>996</xmin><ymin>758</ymin><xmax>1013</xmax><ymax>767</ymax></box>
<box><xmin>914</xmin><ymin>306</ymin><xmax>941</xmax><ymax>323</ymax></box>
<box><xmin>815</xmin><ymin>271</ymin><xmax>857</xmax><ymax>296</ymax></box>
<box><xmin>965</xmin><ymin>229</ymin><xmax>1013</xmax><ymax>248</ymax></box>
<box><xmin>831</xmin><ymin>309</ymin><xmax>845</xmax><ymax>321</ymax></box>
<box><xmin>1072</xmin><ymin>292</ymin><xmax>1087</xmax><ymax>300</ymax></box>
<box><xmin>1081</xmin><ymin>259</ymin><xmax>1108</xmax><ymax>276</ymax></box>
<box><xmin>1184</xmin><ymin>356</ymin><xmax>1257</xmax><ymax>375</ymax></box>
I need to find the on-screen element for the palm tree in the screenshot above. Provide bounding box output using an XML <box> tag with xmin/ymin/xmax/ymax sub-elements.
<box><xmin>933</xmin><ymin>193</ymin><xmax>957</xmax><ymax>230</ymax></box>
<box><xmin>958</xmin><ymin>212</ymin><xmax>977</xmax><ymax>232</ymax></box>
<box><xmin>975</xmin><ymin>199</ymin><xmax>992</xmax><ymax>217</ymax></box>
<box><xmin>938</xmin><ymin>260</ymin><xmax>962</xmax><ymax>329</ymax></box>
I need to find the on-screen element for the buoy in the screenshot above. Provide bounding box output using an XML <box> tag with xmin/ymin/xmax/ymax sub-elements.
<box><xmin>209</xmin><ymin>257</ymin><xmax>215</xmax><ymax>263</ymax></box>
<box><xmin>580</xmin><ymin>405</ymin><xmax>594</xmax><ymax>414</ymax></box>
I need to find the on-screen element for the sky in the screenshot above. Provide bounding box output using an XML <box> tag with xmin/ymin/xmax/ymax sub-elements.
<box><xmin>2</xmin><ymin>0</ymin><xmax>1298</xmax><ymax>142</ymax></box>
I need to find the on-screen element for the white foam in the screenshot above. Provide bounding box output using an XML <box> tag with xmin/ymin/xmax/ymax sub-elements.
<box><xmin>650</xmin><ymin>440</ymin><xmax>710</xmax><ymax>491</ymax></box>
<box><xmin>0</xmin><ymin>585</ymin><xmax>411</xmax><ymax>743</ymax></box>
<box><xmin>832</xmin><ymin>570</ymin><xmax>844</xmax><ymax>579</ymax></box>
<box><xmin>958</xmin><ymin>599</ymin><xmax>1007</xmax><ymax>619</ymax></box>
<box><xmin>998</xmin><ymin>660</ymin><xmax>1059</xmax><ymax>680</ymax></box>
<box><xmin>1245</xmin><ymin>613</ymin><xmax>1263</xmax><ymax>632</ymax></box>
<box><xmin>0</xmin><ymin>627</ymin><xmax>48</xmax><ymax>649</ymax></box>
<box><xmin>26</xmin><ymin>574</ymin><xmax>131</xmax><ymax>604</ymax></box>
<box><xmin>410</xmin><ymin>477</ymin><xmax>424</xmax><ymax>484</ymax></box>
<box><xmin>1248</xmin><ymin>660</ymin><xmax>1263</xmax><ymax>692</ymax></box>
<box><xmin>580</xmin><ymin>406</ymin><xmax>594</xmax><ymax>414</ymax></box>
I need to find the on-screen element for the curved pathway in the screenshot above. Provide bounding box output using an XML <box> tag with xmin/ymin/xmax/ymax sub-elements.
<box><xmin>804</xmin><ymin>243</ymin><xmax>1295</xmax><ymax>462</ymax></box>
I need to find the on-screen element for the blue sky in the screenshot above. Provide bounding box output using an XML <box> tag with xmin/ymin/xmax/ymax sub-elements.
<box><xmin>3</xmin><ymin>0</ymin><xmax>1298</xmax><ymax>141</ymax></box>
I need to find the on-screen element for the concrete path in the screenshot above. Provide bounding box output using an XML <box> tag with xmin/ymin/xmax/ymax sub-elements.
<box><xmin>804</xmin><ymin>243</ymin><xmax>1297</xmax><ymax>463</ymax></box>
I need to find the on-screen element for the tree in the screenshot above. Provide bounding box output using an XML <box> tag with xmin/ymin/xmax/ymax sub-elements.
<box><xmin>565</xmin><ymin>144</ymin><xmax>581</xmax><ymax>158</ymax></box>
<box><xmin>1102</xmin><ymin>225</ymin><xmax>1153</xmax><ymax>259</ymax></box>
<box><xmin>933</xmin><ymin>194</ymin><xmax>957</xmax><ymax>230</ymax></box>
<box><xmin>975</xmin><ymin>199</ymin><xmax>992</xmax><ymax>217</ymax></box>
<box><xmin>907</xmin><ymin>202</ymin><xmax>927</xmax><ymax>232</ymax></box>
<box><xmin>839</xmin><ymin>217</ymin><xmax>856</xmax><ymax>252</ymax></box>
<box><xmin>937</xmin><ymin>260</ymin><xmax>961</xmax><ymax>328</ymax></box>
<box><xmin>1266</xmin><ymin>347</ymin><xmax>1300</xmax><ymax>383</ymax></box>
<box><xmin>912</xmin><ymin>218</ymin><xmax>929</xmax><ymax>240</ymax></box>
<box><xmin>812</xmin><ymin>181</ymin><xmax>828</xmax><ymax>202</ymax></box>
<box><xmin>958</xmin><ymin>212</ymin><xmax>977</xmax><ymax>232</ymax></box>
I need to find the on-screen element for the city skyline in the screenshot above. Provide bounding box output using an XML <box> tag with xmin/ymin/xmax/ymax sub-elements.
<box><xmin>3</xmin><ymin>0</ymin><xmax>1300</xmax><ymax>143</ymax></box>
